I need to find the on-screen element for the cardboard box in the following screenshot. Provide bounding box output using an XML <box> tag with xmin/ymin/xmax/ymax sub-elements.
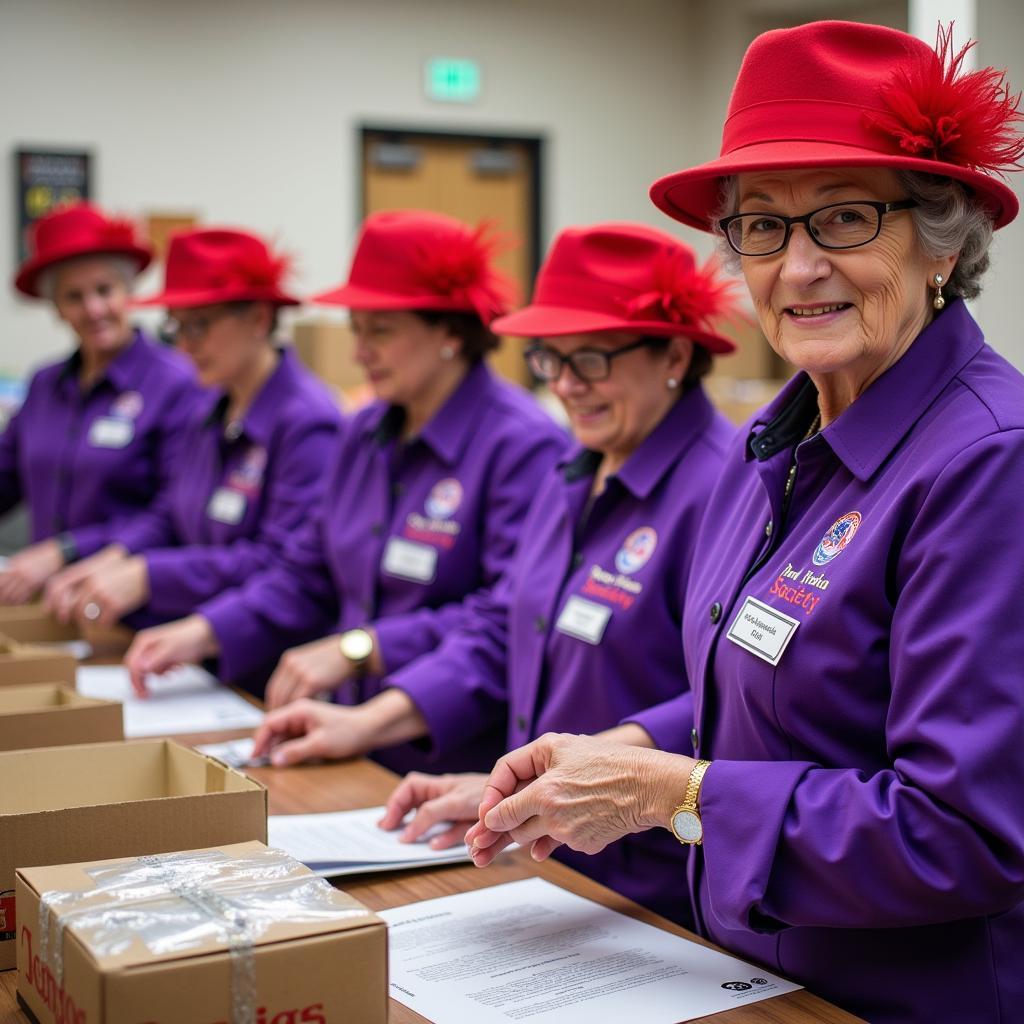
<box><xmin>0</xmin><ymin>684</ymin><xmax>123</xmax><ymax>752</ymax></box>
<box><xmin>0</xmin><ymin>604</ymin><xmax>133</xmax><ymax>657</ymax></box>
<box><xmin>0</xmin><ymin>635</ymin><xmax>76</xmax><ymax>689</ymax></box>
<box><xmin>0</xmin><ymin>739</ymin><xmax>266</xmax><ymax>971</ymax></box>
<box><xmin>16</xmin><ymin>840</ymin><xmax>387</xmax><ymax>1024</ymax></box>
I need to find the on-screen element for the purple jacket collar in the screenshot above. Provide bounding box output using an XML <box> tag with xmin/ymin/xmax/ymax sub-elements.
<box><xmin>56</xmin><ymin>327</ymin><xmax>153</xmax><ymax>393</ymax></box>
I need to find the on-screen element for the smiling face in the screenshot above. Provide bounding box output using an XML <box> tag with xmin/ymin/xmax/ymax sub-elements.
<box><xmin>546</xmin><ymin>331</ymin><xmax>691</xmax><ymax>463</ymax></box>
<box><xmin>735</xmin><ymin>167</ymin><xmax>954</xmax><ymax>392</ymax></box>
<box><xmin>52</xmin><ymin>256</ymin><xmax>134</xmax><ymax>356</ymax></box>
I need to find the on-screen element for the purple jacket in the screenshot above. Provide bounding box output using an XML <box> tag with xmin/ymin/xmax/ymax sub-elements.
<box><xmin>0</xmin><ymin>330</ymin><xmax>201</xmax><ymax>557</ymax></box>
<box><xmin>392</xmin><ymin>386</ymin><xmax>734</xmax><ymax>925</ymax></box>
<box><xmin>682</xmin><ymin>301</ymin><xmax>1024</xmax><ymax>1024</ymax></box>
<box><xmin>112</xmin><ymin>347</ymin><xmax>342</xmax><ymax>622</ymax></box>
<box><xmin>202</xmin><ymin>362</ymin><xmax>567</xmax><ymax>734</ymax></box>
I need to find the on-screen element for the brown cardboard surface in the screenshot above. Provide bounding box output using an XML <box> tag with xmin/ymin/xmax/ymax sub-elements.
<box><xmin>0</xmin><ymin>636</ymin><xmax>76</xmax><ymax>689</ymax></box>
<box><xmin>0</xmin><ymin>605</ymin><xmax>133</xmax><ymax>657</ymax></box>
<box><xmin>0</xmin><ymin>740</ymin><xmax>266</xmax><ymax>972</ymax></box>
<box><xmin>0</xmin><ymin>684</ymin><xmax>122</xmax><ymax>752</ymax></box>
<box><xmin>16</xmin><ymin>841</ymin><xmax>387</xmax><ymax>1024</ymax></box>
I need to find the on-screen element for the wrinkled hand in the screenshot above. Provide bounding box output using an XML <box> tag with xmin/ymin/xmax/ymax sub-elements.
<box><xmin>264</xmin><ymin>635</ymin><xmax>353</xmax><ymax>710</ymax></box>
<box><xmin>251</xmin><ymin>699</ymin><xmax>372</xmax><ymax>767</ymax></box>
<box><xmin>45</xmin><ymin>545</ymin><xmax>127</xmax><ymax>623</ymax></box>
<box><xmin>123</xmin><ymin>615</ymin><xmax>219</xmax><ymax>697</ymax></box>
<box><xmin>465</xmin><ymin>733</ymin><xmax>694</xmax><ymax>865</ymax></box>
<box><xmin>378</xmin><ymin>772</ymin><xmax>489</xmax><ymax>850</ymax></box>
<box><xmin>0</xmin><ymin>539</ymin><xmax>64</xmax><ymax>605</ymax></box>
<box><xmin>69</xmin><ymin>555</ymin><xmax>148</xmax><ymax>627</ymax></box>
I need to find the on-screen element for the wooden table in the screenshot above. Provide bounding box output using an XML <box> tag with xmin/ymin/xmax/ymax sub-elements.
<box><xmin>0</xmin><ymin>744</ymin><xmax>862</xmax><ymax>1024</ymax></box>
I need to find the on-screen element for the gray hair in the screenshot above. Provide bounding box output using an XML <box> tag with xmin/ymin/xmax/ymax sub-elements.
<box><xmin>38</xmin><ymin>254</ymin><xmax>138</xmax><ymax>303</ymax></box>
<box><xmin>711</xmin><ymin>171</ymin><xmax>995</xmax><ymax>299</ymax></box>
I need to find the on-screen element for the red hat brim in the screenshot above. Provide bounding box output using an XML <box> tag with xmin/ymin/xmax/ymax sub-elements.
<box><xmin>15</xmin><ymin>241</ymin><xmax>152</xmax><ymax>299</ymax></box>
<box><xmin>650</xmin><ymin>139</ymin><xmax>1021</xmax><ymax>232</ymax></box>
<box><xmin>491</xmin><ymin>303</ymin><xmax>736</xmax><ymax>354</ymax></box>
<box><xmin>311</xmin><ymin>281</ymin><xmax>478</xmax><ymax>313</ymax></box>
<box><xmin>133</xmin><ymin>285</ymin><xmax>300</xmax><ymax>309</ymax></box>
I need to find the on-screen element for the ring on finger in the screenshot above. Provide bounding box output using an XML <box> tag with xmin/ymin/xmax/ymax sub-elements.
<box><xmin>83</xmin><ymin>601</ymin><xmax>102</xmax><ymax>621</ymax></box>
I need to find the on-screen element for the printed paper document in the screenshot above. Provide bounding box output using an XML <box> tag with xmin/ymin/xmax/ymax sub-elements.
<box><xmin>380</xmin><ymin>877</ymin><xmax>800</xmax><ymax>1024</ymax></box>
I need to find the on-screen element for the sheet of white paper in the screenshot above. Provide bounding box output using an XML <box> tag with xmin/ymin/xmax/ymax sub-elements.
<box><xmin>380</xmin><ymin>877</ymin><xmax>801</xmax><ymax>1024</ymax></box>
<box><xmin>35</xmin><ymin>638</ymin><xmax>93</xmax><ymax>660</ymax></box>
<box><xmin>268</xmin><ymin>806</ymin><xmax>472</xmax><ymax>876</ymax></box>
<box><xmin>194</xmin><ymin>736</ymin><xmax>268</xmax><ymax>769</ymax></box>
<box><xmin>76</xmin><ymin>664</ymin><xmax>263</xmax><ymax>737</ymax></box>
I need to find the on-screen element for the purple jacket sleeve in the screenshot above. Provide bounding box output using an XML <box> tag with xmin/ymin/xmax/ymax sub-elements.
<box><xmin>387</xmin><ymin>577</ymin><xmax>514</xmax><ymax>760</ymax></box>
<box><xmin>143</xmin><ymin>416</ymin><xmax>340</xmax><ymax>619</ymax></box>
<box><xmin>69</xmin><ymin>375</ymin><xmax>200</xmax><ymax>558</ymax></box>
<box><xmin>700</xmin><ymin>434</ymin><xmax>1024</xmax><ymax>934</ymax></box>
<box><xmin>372</xmin><ymin>429</ymin><xmax>565</xmax><ymax>673</ymax></box>
<box><xmin>200</xmin><ymin>503</ymin><xmax>339</xmax><ymax>681</ymax></box>
<box><xmin>623</xmin><ymin>691</ymin><xmax>694</xmax><ymax>754</ymax></box>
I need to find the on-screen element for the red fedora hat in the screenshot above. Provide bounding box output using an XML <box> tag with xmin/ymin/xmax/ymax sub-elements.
<box><xmin>135</xmin><ymin>228</ymin><xmax>300</xmax><ymax>308</ymax></box>
<box><xmin>312</xmin><ymin>210</ymin><xmax>517</xmax><ymax>326</ymax></box>
<box><xmin>15</xmin><ymin>202</ymin><xmax>152</xmax><ymax>298</ymax></box>
<box><xmin>651</xmin><ymin>21</ymin><xmax>1023</xmax><ymax>232</ymax></box>
<box><xmin>491</xmin><ymin>222</ymin><xmax>738</xmax><ymax>354</ymax></box>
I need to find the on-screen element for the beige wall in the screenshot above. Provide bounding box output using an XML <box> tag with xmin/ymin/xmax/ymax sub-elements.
<box><xmin>1</xmin><ymin>0</ymin><xmax>1022</xmax><ymax>376</ymax></box>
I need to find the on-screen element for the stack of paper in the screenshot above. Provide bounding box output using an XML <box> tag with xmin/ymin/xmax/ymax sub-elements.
<box><xmin>76</xmin><ymin>664</ymin><xmax>264</xmax><ymax>737</ymax></box>
<box><xmin>268</xmin><ymin>806</ymin><xmax>472</xmax><ymax>877</ymax></box>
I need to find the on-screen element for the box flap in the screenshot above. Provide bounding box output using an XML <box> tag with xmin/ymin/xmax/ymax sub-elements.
<box><xmin>0</xmin><ymin>684</ymin><xmax>113</xmax><ymax>715</ymax></box>
<box><xmin>17</xmin><ymin>841</ymin><xmax>382</xmax><ymax>972</ymax></box>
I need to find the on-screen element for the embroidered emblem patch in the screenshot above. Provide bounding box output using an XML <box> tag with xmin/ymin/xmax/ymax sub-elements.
<box><xmin>812</xmin><ymin>511</ymin><xmax>862</xmax><ymax>566</ymax></box>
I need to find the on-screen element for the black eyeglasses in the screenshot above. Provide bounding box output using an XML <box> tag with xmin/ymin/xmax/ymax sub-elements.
<box><xmin>718</xmin><ymin>199</ymin><xmax>918</xmax><ymax>257</ymax></box>
<box><xmin>160</xmin><ymin>306</ymin><xmax>240</xmax><ymax>344</ymax></box>
<box><xmin>524</xmin><ymin>337</ymin><xmax>663</xmax><ymax>383</ymax></box>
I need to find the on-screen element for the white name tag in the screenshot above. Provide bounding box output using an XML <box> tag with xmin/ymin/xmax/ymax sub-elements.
<box><xmin>88</xmin><ymin>417</ymin><xmax>134</xmax><ymax>449</ymax></box>
<box><xmin>207</xmin><ymin>487</ymin><xmax>247</xmax><ymax>524</ymax></box>
<box><xmin>382</xmin><ymin>537</ymin><xmax>438</xmax><ymax>584</ymax></box>
<box><xmin>726</xmin><ymin>596</ymin><xmax>800</xmax><ymax>666</ymax></box>
<box><xmin>555</xmin><ymin>595</ymin><xmax>612</xmax><ymax>645</ymax></box>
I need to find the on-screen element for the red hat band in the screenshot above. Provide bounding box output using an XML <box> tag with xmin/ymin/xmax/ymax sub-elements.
<box><xmin>135</xmin><ymin>228</ymin><xmax>299</xmax><ymax>309</ymax></box>
<box><xmin>14</xmin><ymin>202</ymin><xmax>152</xmax><ymax>298</ymax></box>
<box><xmin>651</xmin><ymin>21</ymin><xmax>1024</xmax><ymax>231</ymax></box>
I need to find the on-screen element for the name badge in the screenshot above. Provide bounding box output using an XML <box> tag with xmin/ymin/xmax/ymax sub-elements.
<box><xmin>88</xmin><ymin>417</ymin><xmax>134</xmax><ymax>449</ymax></box>
<box><xmin>726</xmin><ymin>596</ymin><xmax>800</xmax><ymax>666</ymax></box>
<box><xmin>207</xmin><ymin>487</ymin><xmax>247</xmax><ymax>524</ymax></box>
<box><xmin>382</xmin><ymin>537</ymin><xmax>438</xmax><ymax>584</ymax></box>
<box><xmin>555</xmin><ymin>595</ymin><xmax>612</xmax><ymax>645</ymax></box>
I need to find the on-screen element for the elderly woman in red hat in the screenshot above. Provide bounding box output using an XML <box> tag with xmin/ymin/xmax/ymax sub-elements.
<box><xmin>0</xmin><ymin>202</ymin><xmax>201</xmax><ymax>604</ymax></box>
<box><xmin>44</xmin><ymin>228</ymin><xmax>342</xmax><ymax>649</ymax></box>
<box><xmin>466</xmin><ymin>23</ymin><xmax>1024</xmax><ymax>1023</ymax></box>
<box><xmin>252</xmin><ymin>222</ymin><xmax>738</xmax><ymax>927</ymax></box>
<box><xmin>122</xmin><ymin>211</ymin><xmax>565</xmax><ymax>731</ymax></box>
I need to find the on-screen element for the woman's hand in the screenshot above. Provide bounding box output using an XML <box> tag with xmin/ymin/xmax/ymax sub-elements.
<box><xmin>123</xmin><ymin>614</ymin><xmax>220</xmax><ymax>696</ymax></box>
<box><xmin>0</xmin><ymin>539</ymin><xmax>64</xmax><ymax>604</ymax></box>
<box><xmin>69</xmin><ymin>555</ymin><xmax>148</xmax><ymax>627</ymax></box>
<box><xmin>465</xmin><ymin>733</ymin><xmax>695</xmax><ymax>865</ymax></box>
<box><xmin>45</xmin><ymin>544</ymin><xmax>127</xmax><ymax>622</ymax></box>
<box><xmin>378</xmin><ymin>772</ymin><xmax>488</xmax><ymax>849</ymax></box>
<box><xmin>251</xmin><ymin>699</ymin><xmax>374</xmax><ymax>766</ymax></box>
<box><xmin>264</xmin><ymin>635</ymin><xmax>353</xmax><ymax>710</ymax></box>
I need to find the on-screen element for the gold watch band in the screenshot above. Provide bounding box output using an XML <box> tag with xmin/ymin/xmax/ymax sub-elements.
<box><xmin>681</xmin><ymin>758</ymin><xmax>711</xmax><ymax>811</ymax></box>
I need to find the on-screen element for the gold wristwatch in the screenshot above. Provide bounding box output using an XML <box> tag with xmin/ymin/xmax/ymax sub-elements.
<box><xmin>338</xmin><ymin>628</ymin><xmax>374</xmax><ymax>676</ymax></box>
<box><xmin>670</xmin><ymin>759</ymin><xmax>712</xmax><ymax>845</ymax></box>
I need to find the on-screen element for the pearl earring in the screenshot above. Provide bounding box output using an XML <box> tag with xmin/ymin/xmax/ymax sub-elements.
<box><xmin>932</xmin><ymin>273</ymin><xmax>945</xmax><ymax>311</ymax></box>
<box><xmin>666</xmin><ymin>378</ymin><xmax>679</xmax><ymax>390</ymax></box>
<box><xmin>441</xmin><ymin>346</ymin><xmax>456</xmax><ymax>361</ymax></box>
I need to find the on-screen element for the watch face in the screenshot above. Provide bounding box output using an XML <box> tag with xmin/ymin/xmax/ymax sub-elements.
<box><xmin>671</xmin><ymin>809</ymin><xmax>703</xmax><ymax>844</ymax></box>
<box><xmin>340</xmin><ymin>629</ymin><xmax>373</xmax><ymax>662</ymax></box>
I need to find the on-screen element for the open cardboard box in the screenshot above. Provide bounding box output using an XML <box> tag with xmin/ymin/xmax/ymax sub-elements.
<box><xmin>0</xmin><ymin>635</ymin><xmax>76</xmax><ymax>688</ymax></box>
<box><xmin>16</xmin><ymin>840</ymin><xmax>387</xmax><ymax>1024</ymax></box>
<box><xmin>0</xmin><ymin>604</ymin><xmax>133</xmax><ymax>657</ymax></box>
<box><xmin>0</xmin><ymin>683</ymin><xmax>123</xmax><ymax>752</ymax></box>
<box><xmin>0</xmin><ymin>739</ymin><xmax>266</xmax><ymax>971</ymax></box>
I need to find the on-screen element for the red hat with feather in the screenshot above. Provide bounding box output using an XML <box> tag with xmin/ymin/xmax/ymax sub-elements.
<box><xmin>135</xmin><ymin>228</ymin><xmax>299</xmax><ymax>308</ymax></box>
<box><xmin>650</xmin><ymin>21</ymin><xmax>1024</xmax><ymax>231</ymax></box>
<box><xmin>491</xmin><ymin>222</ymin><xmax>739</xmax><ymax>354</ymax></box>
<box><xmin>312</xmin><ymin>210</ymin><xmax>516</xmax><ymax>326</ymax></box>
<box><xmin>15</xmin><ymin>202</ymin><xmax>152</xmax><ymax>298</ymax></box>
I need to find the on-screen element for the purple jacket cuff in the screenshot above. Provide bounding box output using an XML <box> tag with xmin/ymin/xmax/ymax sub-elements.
<box><xmin>201</xmin><ymin>591</ymin><xmax>275</xmax><ymax>682</ymax></box>
<box><xmin>621</xmin><ymin>692</ymin><xmax>694</xmax><ymax>754</ymax></box>
<box><xmin>66</xmin><ymin>523</ymin><xmax>112</xmax><ymax>559</ymax></box>
<box><xmin>373</xmin><ymin>606</ymin><xmax>463</xmax><ymax>675</ymax></box>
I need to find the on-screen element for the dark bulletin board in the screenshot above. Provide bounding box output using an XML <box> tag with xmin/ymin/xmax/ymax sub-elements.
<box><xmin>14</xmin><ymin>148</ymin><xmax>92</xmax><ymax>262</ymax></box>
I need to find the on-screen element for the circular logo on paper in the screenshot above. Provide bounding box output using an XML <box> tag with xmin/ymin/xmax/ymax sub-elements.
<box><xmin>812</xmin><ymin>511</ymin><xmax>862</xmax><ymax>566</ymax></box>
<box><xmin>614</xmin><ymin>526</ymin><xmax>658</xmax><ymax>575</ymax></box>
<box><xmin>722</xmin><ymin>982</ymin><xmax>753</xmax><ymax>992</ymax></box>
<box><xmin>751</xmin><ymin>978</ymin><xmax>769</xmax><ymax>986</ymax></box>
<box><xmin>111</xmin><ymin>390</ymin><xmax>144</xmax><ymax>420</ymax></box>
<box><xmin>425</xmin><ymin>478</ymin><xmax>464</xmax><ymax>520</ymax></box>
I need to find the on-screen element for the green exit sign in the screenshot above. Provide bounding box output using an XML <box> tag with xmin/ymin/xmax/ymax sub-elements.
<box><xmin>425</xmin><ymin>58</ymin><xmax>481</xmax><ymax>103</ymax></box>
